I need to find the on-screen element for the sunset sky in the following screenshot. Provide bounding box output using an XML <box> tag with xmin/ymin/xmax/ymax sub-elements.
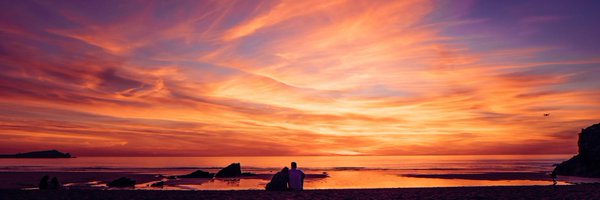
<box><xmin>1</xmin><ymin>0</ymin><xmax>599</xmax><ymax>156</ymax></box>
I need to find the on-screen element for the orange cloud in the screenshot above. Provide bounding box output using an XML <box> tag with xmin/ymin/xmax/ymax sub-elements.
<box><xmin>0</xmin><ymin>0</ymin><xmax>599</xmax><ymax>156</ymax></box>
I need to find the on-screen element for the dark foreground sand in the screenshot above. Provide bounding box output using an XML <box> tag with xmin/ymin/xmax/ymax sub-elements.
<box><xmin>2</xmin><ymin>185</ymin><xmax>599</xmax><ymax>200</ymax></box>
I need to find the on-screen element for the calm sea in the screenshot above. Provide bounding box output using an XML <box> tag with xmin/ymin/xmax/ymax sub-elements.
<box><xmin>0</xmin><ymin>154</ymin><xmax>584</xmax><ymax>190</ymax></box>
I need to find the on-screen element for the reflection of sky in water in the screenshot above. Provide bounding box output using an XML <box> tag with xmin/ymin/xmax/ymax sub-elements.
<box><xmin>125</xmin><ymin>170</ymin><xmax>569</xmax><ymax>190</ymax></box>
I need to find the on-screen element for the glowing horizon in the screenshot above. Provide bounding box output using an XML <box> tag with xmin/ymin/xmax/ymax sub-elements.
<box><xmin>1</xmin><ymin>0</ymin><xmax>599</xmax><ymax>156</ymax></box>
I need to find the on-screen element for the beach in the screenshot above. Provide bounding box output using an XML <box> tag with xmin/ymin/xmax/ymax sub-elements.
<box><xmin>2</xmin><ymin>185</ymin><xmax>599</xmax><ymax>200</ymax></box>
<box><xmin>2</xmin><ymin>0</ymin><xmax>600</xmax><ymax>199</ymax></box>
<box><xmin>3</xmin><ymin>155</ymin><xmax>600</xmax><ymax>199</ymax></box>
<box><xmin>0</xmin><ymin>155</ymin><xmax>578</xmax><ymax>190</ymax></box>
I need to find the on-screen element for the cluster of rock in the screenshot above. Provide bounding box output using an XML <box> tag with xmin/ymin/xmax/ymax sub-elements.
<box><xmin>107</xmin><ymin>177</ymin><xmax>136</xmax><ymax>187</ymax></box>
<box><xmin>104</xmin><ymin>163</ymin><xmax>255</xmax><ymax>188</ymax></box>
<box><xmin>150</xmin><ymin>181</ymin><xmax>164</xmax><ymax>187</ymax></box>
<box><xmin>553</xmin><ymin>123</ymin><xmax>600</xmax><ymax>177</ymax></box>
<box><xmin>179</xmin><ymin>170</ymin><xmax>214</xmax><ymax>178</ymax></box>
<box><xmin>178</xmin><ymin>163</ymin><xmax>255</xmax><ymax>179</ymax></box>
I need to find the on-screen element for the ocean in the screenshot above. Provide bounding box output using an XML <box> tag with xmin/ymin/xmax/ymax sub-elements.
<box><xmin>1</xmin><ymin>154</ymin><xmax>592</xmax><ymax>190</ymax></box>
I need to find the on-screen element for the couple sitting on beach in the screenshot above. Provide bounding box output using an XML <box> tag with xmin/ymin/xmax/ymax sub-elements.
<box><xmin>266</xmin><ymin>162</ymin><xmax>305</xmax><ymax>191</ymax></box>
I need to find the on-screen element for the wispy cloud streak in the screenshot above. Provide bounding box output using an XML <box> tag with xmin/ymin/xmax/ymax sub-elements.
<box><xmin>0</xmin><ymin>0</ymin><xmax>599</xmax><ymax>155</ymax></box>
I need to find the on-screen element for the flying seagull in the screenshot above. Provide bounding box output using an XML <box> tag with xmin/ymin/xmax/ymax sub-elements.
<box><xmin>543</xmin><ymin>113</ymin><xmax>550</xmax><ymax>117</ymax></box>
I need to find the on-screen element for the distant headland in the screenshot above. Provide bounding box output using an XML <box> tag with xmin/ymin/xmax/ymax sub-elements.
<box><xmin>0</xmin><ymin>150</ymin><xmax>73</xmax><ymax>158</ymax></box>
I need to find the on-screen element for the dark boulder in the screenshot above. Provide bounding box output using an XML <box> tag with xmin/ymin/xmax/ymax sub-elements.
<box><xmin>150</xmin><ymin>181</ymin><xmax>164</xmax><ymax>187</ymax></box>
<box><xmin>215</xmin><ymin>163</ymin><xmax>242</xmax><ymax>177</ymax></box>
<box><xmin>553</xmin><ymin>123</ymin><xmax>600</xmax><ymax>177</ymax></box>
<box><xmin>107</xmin><ymin>177</ymin><xmax>136</xmax><ymax>187</ymax></box>
<box><xmin>241</xmin><ymin>172</ymin><xmax>256</xmax><ymax>176</ymax></box>
<box><xmin>179</xmin><ymin>170</ymin><xmax>214</xmax><ymax>178</ymax></box>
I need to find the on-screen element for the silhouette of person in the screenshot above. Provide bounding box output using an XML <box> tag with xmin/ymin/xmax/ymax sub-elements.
<box><xmin>288</xmin><ymin>162</ymin><xmax>305</xmax><ymax>191</ymax></box>
<box><xmin>265</xmin><ymin>167</ymin><xmax>289</xmax><ymax>191</ymax></box>
<box><xmin>550</xmin><ymin>171</ymin><xmax>557</xmax><ymax>186</ymax></box>
<box><xmin>49</xmin><ymin>177</ymin><xmax>61</xmax><ymax>190</ymax></box>
<box><xmin>38</xmin><ymin>175</ymin><xmax>49</xmax><ymax>190</ymax></box>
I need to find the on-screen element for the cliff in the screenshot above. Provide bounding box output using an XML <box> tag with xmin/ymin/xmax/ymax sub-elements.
<box><xmin>553</xmin><ymin>123</ymin><xmax>600</xmax><ymax>177</ymax></box>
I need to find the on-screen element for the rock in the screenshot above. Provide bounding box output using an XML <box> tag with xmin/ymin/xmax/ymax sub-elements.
<box><xmin>241</xmin><ymin>172</ymin><xmax>256</xmax><ymax>176</ymax></box>
<box><xmin>107</xmin><ymin>177</ymin><xmax>136</xmax><ymax>187</ymax></box>
<box><xmin>553</xmin><ymin>123</ymin><xmax>600</xmax><ymax>177</ymax></box>
<box><xmin>179</xmin><ymin>170</ymin><xmax>214</xmax><ymax>178</ymax></box>
<box><xmin>150</xmin><ymin>181</ymin><xmax>164</xmax><ymax>187</ymax></box>
<box><xmin>215</xmin><ymin>163</ymin><xmax>242</xmax><ymax>177</ymax></box>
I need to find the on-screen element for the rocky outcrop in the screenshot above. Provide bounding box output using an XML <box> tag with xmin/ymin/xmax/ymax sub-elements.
<box><xmin>150</xmin><ymin>181</ymin><xmax>164</xmax><ymax>187</ymax></box>
<box><xmin>553</xmin><ymin>123</ymin><xmax>600</xmax><ymax>177</ymax></box>
<box><xmin>241</xmin><ymin>172</ymin><xmax>257</xmax><ymax>176</ymax></box>
<box><xmin>179</xmin><ymin>170</ymin><xmax>214</xmax><ymax>178</ymax></box>
<box><xmin>215</xmin><ymin>163</ymin><xmax>242</xmax><ymax>177</ymax></box>
<box><xmin>578</xmin><ymin>124</ymin><xmax>600</xmax><ymax>159</ymax></box>
<box><xmin>0</xmin><ymin>150</ymin><xmax>72</xmax><ymax>158</ymax></box>
<box><xmin>107</xmin><ymin>177</ymin><xmax>136</xmax><ymax>187</ymax></box>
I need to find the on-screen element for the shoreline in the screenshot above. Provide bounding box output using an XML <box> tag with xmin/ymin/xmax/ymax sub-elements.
<box><xmin>2</xmin><ymin>185</ymin><xmax>599</xmax><ymax>200</ymax></box>
<box><xmin>2</xmin><ymin>170</ymin><xmax>589</xmax><ymax>190</ymax></box>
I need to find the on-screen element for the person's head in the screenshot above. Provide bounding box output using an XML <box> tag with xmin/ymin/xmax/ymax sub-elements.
<box><xmin>291</xmin><ymin>162</ymin><xmax>297</xmax><ymax>169</ymax></box>
<box><xmin>281</xmin><ymin>167</ymin><xmax>289</xmax><ymax>173</ymax></box>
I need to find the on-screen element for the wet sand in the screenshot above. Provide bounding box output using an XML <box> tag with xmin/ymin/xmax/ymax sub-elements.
<box><xmin>0</xmin><ymin>171</ymin><xmax>329</xmax><ymax>190</ymax></box>
<box><xmin>1</xmin><ymin>185</ymin><xmax>599</xmax><ymax>200</ymax></box>
<box><xmin>0</xmin><ymin>172</ymin><xmax>160</xmax><ymax>189</ymax></box>
<box><xmin>402</xmin><ymin>172</ymin><xmax>551</xmax><ymax>181</ymax></box>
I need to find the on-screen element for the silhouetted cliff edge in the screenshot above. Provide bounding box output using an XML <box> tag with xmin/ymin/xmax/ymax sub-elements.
<box><xmin>553</xmin><ymin>123</ymin><xmax>600</xmax><ymax>177</ymax></box>
<box><xmin>0</xmin><ymin>150</ymin><xmax>72</xmax><ymax>158</ymax></box>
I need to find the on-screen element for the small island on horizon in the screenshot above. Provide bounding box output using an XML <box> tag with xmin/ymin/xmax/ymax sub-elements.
<box><xmin>0</xmin><ymin>150</ymin><xmax>73</xmax><ymax>158</ymax></box>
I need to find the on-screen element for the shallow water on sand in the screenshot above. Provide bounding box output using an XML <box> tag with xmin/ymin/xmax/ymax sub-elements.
<box><xmin>1</xmin><ymin>154</ymin><xmax>594</xmax><ymax>190</ymax></box>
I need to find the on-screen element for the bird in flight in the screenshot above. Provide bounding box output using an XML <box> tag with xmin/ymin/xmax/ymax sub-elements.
<box><xmin>543</xmin><ymin>113</ymin><xmax>550</xmax><ymax>117</ymax></box>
